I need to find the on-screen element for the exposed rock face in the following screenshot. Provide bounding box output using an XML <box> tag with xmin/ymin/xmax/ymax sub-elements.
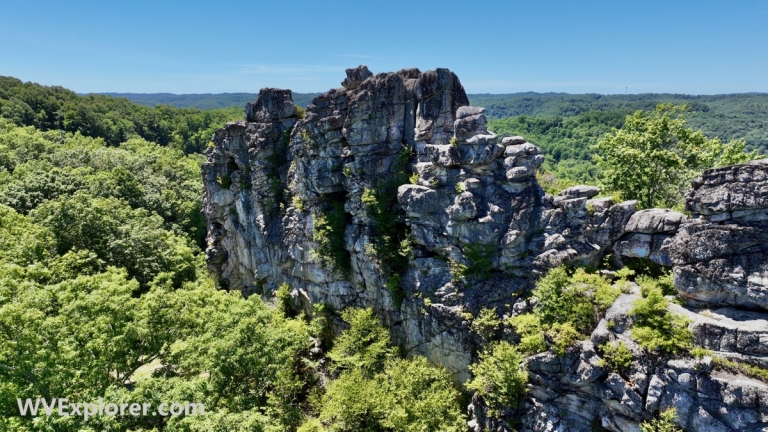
<box><xmin>203</xmin><ymin>68</ymin><xmax>768</xmax><ymax>431</ymax></box>
<box><xmin>202</xmin><ymin>66</ymin><xmax>635</xmax><ymax>382</ymax></box>
<box><xmin>669</xmin><ymin>160</ymin><xmax>768</xmax><ymax>309</ymax></box>
<box><xmin>467</xmin><ymin>285</ymin><xmax>768</xmax><ymax>432</ymax></box>
<box><xmin>613</xmin><ymin>209</ymin><xmax>687</xmax><ymax>266</ymax></box>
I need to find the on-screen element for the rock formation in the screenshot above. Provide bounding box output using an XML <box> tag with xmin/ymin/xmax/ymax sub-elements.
<box><xmin>202</xmin><ymin>66</ymin><xmax>768</xmax><ymax>431</ymax></box>
<box><xmin>668</xmin><ymin>160</ymin><xmax>768</xmax><ymax>309</ymax></box>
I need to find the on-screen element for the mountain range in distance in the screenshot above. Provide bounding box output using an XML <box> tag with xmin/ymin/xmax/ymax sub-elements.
<box><xmin>95</xmin><ymin>91</ymin><xmax>768</xmax><ymax>120</ymax></box>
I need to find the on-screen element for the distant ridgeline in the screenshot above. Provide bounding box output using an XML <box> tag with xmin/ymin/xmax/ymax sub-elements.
<box><xmin>3</xmin><ymin>74</ymin><xmax>767</xmax><ymax>167</ymax></box>
<box><xmin>471</xmin><ymin>91</ymin><xmax>768</xmax><ymax>152</ymax></box>
<box><xmin>102</xmin><ymin>88</ymin><xmax>768</xmax><ymax>185</ymax></box>
<box><xmin>98</xmin><ymin>91</ymin><xmax>321</xmax><ymax>110</ymax></box>
<box><xmin>468</xmin><ymin>92</ymin><xmax>768</xmax><ymax>183</ymax></box>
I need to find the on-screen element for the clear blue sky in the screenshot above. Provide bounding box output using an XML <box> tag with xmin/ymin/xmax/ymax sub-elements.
<box><xmin>1</xmin><ymin>0</ymin><xmax>766</xmax><ymax>95</ymax></box>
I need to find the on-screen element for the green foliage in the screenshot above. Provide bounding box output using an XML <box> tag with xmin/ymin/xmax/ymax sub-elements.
<box><xmin>450</xmin><ymin>243</ymin><xmax>495</xmax><ymax>282</ymax></box>
<box><xmin>327</xmin><ymin>308</ymin><xmax>395</xmax><ymax>376</ymax></box>
<box><xmin>630</xmin><ymin>282</ymin><xmax>692</xmax><ymax>354</ymax></box>
<box><xmin>293</xmin><ymin>195</ymin><xmax>306</xmax><ymax>211</ymax></box>
<box><xmin>706</xmin><ymin>353</ymin><xmax>768</xmax><ymax>383</ymax></box>
<box><xmin>360</xmin><ymin>147</ymin><xmax>413</xmax><ymax>307</ymax></box>
<box><xmin>466</xmin><ymin>342</ymin><xmax>528</xmax><ymax>413</ymax></box>
<box><xmin>474</xmin><ymin>92</ymin><xmax>768</xmax><ymax>155</ymax></box>
<box><xmin>471</xmin><ymin>307</ymin><xmax>502</xmax><ymax>343</ymax></box>
<box><xmin>640</xmin><ymin>408</ymin><xmax>682</xmax><ymax>432</ymax></box>
<box><xmin>508</xmin><ymin>313</ymin><xmax>548</xmax><ymax>355</ymax></box>
<box><xmin>316</xmin><ymin>309</ymin><xmax>465</xmax><ymax>432</ymax></box>
<box><xmin>547</xmin><ymin>322</ymin><xmax>583</xmax><ymax>356</ymax></box>
<box><xmin>276</xmin><ymin>282</ymin><xmax>293</xmax><ymax>317</ymax></box>
<box><xmin>534</xmin><ymin>266</ymin><xmax>619</xmax><ymax>333</ymax></box>
<box><xmin>595</xmin><ymin>104</ymin><xmax>761</xmax><ymax>209</ymax></box>
<box><xmin>0</xmin><ymin>76</ymin><xmax>243</xmax><ymax>153</ymax></box>
<box><xmin>637</xmin><ymin>272</ymin><xmax>676</xmax><ymax>297</ymax></box>
<box><xmin>509</xmin><ymin>266</ymin><xmax>620</xmax><ymax>356</ymax></box>
<box><xmin>312</xmin><ymin>197</ymin><xmax>350</xmax><ymax>276</ymax></box>
<box><xmin>0</xmin><ymin>123</ymin><xmax>207</xmax><ymax>246</ymax></box>
<box><xmin>295</xmin><ymin>104</ymin><xmax>306</xmax><ymax>119</ymax></box>
<box><xmin>490</xmin><ymin>110</ymin><xmax>625</xmax><ymax>184</ymax></box>
<box><xmin>0</xmin><ymin>257</ymin><xmax>316</xmax><ymax>429</ymax></box>
<box><xmin>317</xmin><ymin>356</ymin><xmax>466</xmax><ymax>432</ymax></box>
<box><xmin>536</xmin><ymin>170</ymin><xmax>582</xmax><ymax>196</ymax></box>
<box><xmin>30</xmin><ymin>192</ymin><xmax>196</xmax><ymax>289</ymax></box>
<box><xmin>598</xmin><ymin>341</ymin><xmax>633</xmax><ymax>373</ymax></box>
<box><xmin>298</xmin><ymin>417</ymin><xmax>325</xmax><ymax>432</ymax></box>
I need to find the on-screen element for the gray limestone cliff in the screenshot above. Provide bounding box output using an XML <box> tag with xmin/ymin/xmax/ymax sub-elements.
<box><xmin>201</xmin><ymin>66</ymin><xmax>768</xmax><ymax>431</ymax></box>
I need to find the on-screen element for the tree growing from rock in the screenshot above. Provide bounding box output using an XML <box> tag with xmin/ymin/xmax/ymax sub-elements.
<box><xmin>595</xmin><ymin>104</ymin><xmax>760</xmax><ymax>209</ymax></box>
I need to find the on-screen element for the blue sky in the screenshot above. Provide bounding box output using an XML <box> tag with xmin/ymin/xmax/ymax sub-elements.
<box><xmin>1</xmin><ymin>0</ymin><xmax>766</xmax><ymax>94</ymax></box>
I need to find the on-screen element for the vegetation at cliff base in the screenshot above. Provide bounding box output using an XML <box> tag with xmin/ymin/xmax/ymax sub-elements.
<box><xmin>307</xmin><ymin>308</ymin><xmax>467</xmax><ymax>432</ymax></box>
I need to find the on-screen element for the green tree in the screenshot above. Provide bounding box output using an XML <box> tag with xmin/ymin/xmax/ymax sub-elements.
<box><xmin>326</xmin><ymin>308</ymin><xmax>395</xmax><ymax>375</ymax></box>
<box><xmin>595</xmin><ymin>104</ymin><xmax>760</xmax><ymax>208</ymax></box>
<box><xmin>466</xmin><ymin>341</ymin><xmax>528</xmax><ymax>414</ymax></box>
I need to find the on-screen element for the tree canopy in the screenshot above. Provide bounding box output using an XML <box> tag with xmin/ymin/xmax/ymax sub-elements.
<box><xmin>594</xmin><ymin>104</ymin><xmax>760</xmax><ymax>209</ymax></box>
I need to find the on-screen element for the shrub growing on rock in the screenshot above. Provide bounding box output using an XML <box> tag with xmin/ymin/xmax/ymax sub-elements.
<box><xmin>326</xmin><ymin>308</ymin><xmax>395</xmax><ymax>375</ymax></box>
<box><xmin>466</xmin><ymin>341</ymin><xmax>528</xmax><ymax>414</ymax></box>
<box><xmin>630</xmin><ymin>281</ymin><xmax>691</xmax><ymax>354</ymax></box>
<box><xmin>640</xmin><ymin>408</ymin><xmax>682</xmax><ymax>432</ymax></box>
<box><xmin>508</xmin><ymin>266</ymin><xmax>620</xmax><ymax>355</ymax></box>
<box><xmin>599</xmin><ymin>340</ymin><xmax>633</xmax><ymax>373</ymax></box>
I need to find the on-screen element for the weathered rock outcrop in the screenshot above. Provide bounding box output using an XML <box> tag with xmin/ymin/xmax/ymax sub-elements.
<box><xmin>669</xmin><ymin>160</ymin><xmax>768</xmax><ymax>309</ymax></box>
<box><xmin>613</xmin><ymin>209</ymin><xmax>687</xmax><ymax>266</ymax></box>
<box><xmin>202</xmin><ymin>67</ymin><xmax>768</xmax><ymax>431</ymax></box>
<box><xmin>518</xmin><ymin>287</ymin><xmax>768</xmax><ymax>432</ymax></box>
<box><xmin>202</xmin><ymin>66</ymin><xmax>636</xmax><ymax>382</ymax></box>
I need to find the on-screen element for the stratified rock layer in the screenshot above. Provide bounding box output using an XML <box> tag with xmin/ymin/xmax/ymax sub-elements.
<box><xmin>669</xmin><ymin>160</ymin><xmax>768</xmax><ymax>309</ymax></box>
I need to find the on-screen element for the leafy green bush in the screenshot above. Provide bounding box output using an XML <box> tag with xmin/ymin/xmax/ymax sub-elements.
<box><xmin>599</xmin><ymin>341</ymin><xmax>633</xmax><ymax>373</ymax></box>
<box><xmin>630</xmin><ymin>283</ymin><xmax>691</xmax><ymax>354</ymax></box>
<box><xmin>471</xmin><ymin>307</ymin><xmax>502</xmax><ymax>343</ymax></box>
<box><xmin>466</xmin><ymin>342</ymin><xmax>528</xmax><ymax>414</ymax></box>
<box><xmin>312</xmin><ymin>198</ymin><xmax>351</xmax><ymax>276</ymax></box>
<box><xmin>508</xmin><ymin>266</ymin><xmax>620</xmax><ymax>356</ymax></box>
<box><xmin>640</xmin><ymin>408</ymin><xmax>682</xmax><ymax>432</ymax></box>
<box><xmin>276</xmin><ymin>282</ymin><xmax>293</xmax><ymax>317</ymax></box>
<box><xmin>316</xmin><ymin>308</ymin><xmax>465</xmax><ymax>432</ymax></box>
